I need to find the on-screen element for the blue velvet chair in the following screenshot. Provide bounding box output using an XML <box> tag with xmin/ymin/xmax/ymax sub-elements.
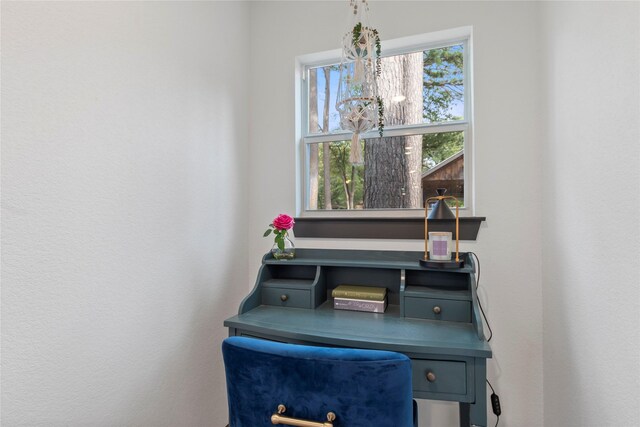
<box><xmin>222</xmin><ymin>336</ymin><xmax>417</xmax><ymax>427</ymax></box>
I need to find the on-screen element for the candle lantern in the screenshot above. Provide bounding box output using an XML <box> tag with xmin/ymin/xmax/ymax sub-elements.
<box><xmin>420</xmin><ymin>189</ymin><xmax>465</xmax><ymax>268</ymax></box>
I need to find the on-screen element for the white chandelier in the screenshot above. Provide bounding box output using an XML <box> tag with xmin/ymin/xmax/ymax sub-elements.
<box><xmin>335</xmin><ymin>0</ymin><xmax>383</xmax><ymax>165</ymax></box>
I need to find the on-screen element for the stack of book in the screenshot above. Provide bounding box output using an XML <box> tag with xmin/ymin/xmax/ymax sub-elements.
<box><xmin>332</xmin><ymin>285</ymin><xmax>388</xmax><ymax>313</ymax></box>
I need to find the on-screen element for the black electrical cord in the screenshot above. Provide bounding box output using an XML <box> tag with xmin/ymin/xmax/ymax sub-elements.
<box><xmin>469</xmin><ymin>252</ymin><xmax>500</xmax><ymax>426</ymax></box>
<box><xmin>486</xmin><ymin>379</ymin><xmax>500</xmax><ymax>427</ymax></box>
<box><xmin>468</xmin><ymin>251</ymin><xmax>492</xmax><ymax>342</ymax></box>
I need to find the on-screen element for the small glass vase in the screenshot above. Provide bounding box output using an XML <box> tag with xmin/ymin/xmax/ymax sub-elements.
<box><xmin>271</xmin><ymin>233</ymin><xmax>295</xmax><ymax>260</ymax></box>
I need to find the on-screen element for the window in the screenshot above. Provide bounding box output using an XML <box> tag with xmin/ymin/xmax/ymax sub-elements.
<box><xmin>297</xmin><ymin>28</ymin><xmax>473</xmax><ymax>216</ymax></box>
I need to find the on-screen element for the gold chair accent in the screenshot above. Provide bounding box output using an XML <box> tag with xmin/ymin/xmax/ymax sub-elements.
<box><xmin>271</xmin><ymin>404</ymin><xmax>336</xmax><ymax>427</ymax></box>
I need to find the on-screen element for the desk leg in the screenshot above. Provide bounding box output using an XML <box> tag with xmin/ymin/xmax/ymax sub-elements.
<box><xmin>459</xmin><ymin>358</ymin><xmax>487</xmax><ymax>427</ymax></box>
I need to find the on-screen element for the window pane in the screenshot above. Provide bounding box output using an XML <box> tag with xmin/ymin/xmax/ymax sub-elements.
<box><xmin>307</xmin><ymin>66</ymin><xmax>341</xmax><ymax>134</ymax></box>
<box><xmin>423</xmin><ymin>44</ymin><xmax>464</xmax><ymax>123</ymax></box>
<box><xmin>306</xmin><ymin>131</ymin><xmax>464</xmax><ymax>210</ymax></box>
<box><xmin>307</xmin><ymin>141</ymin><xmax>365</xmax><ymax>210</ymax></box>
<box><xmin>306</xmin><ymin>44</ymin><xmax>464</xmax><ymax>135</ymax></box>
<box><xmin>422</xmin><ymin>132</ymin><xmax>464</xmax><ymax>207</ymax></box>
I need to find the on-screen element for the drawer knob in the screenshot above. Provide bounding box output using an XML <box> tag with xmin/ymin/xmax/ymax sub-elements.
<box><xmin>426</xmin><ymin>371</ymin><xmax>436</xmax><ymax>382</ymax></box>
<box><xmin>280</xmin><ymin>294</ymin><xmax>288</xmax><ymax>302</ymax></box>
<box><xmin>433</xmin><ymin>306</ymin><xmax>442</xmax><ymax>314</ymax></box>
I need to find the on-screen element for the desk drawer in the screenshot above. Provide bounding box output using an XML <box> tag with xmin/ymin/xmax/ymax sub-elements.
<box><xmin>412</xmin><ymin>359</ymin><xmax>467</xmax><ymax>396</ymax></box>
<box><xmin>262</xmin><ymin>288</ymin><xmax>311</xmax><ymax>308</ymax></box>
<box><xmin>404</xmin><ymin>297</ymin><xmax>471</xmax><ymax>322</ymax></box>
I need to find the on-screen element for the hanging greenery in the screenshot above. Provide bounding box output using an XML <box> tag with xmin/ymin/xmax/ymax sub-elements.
<box><xmin>351</xmin><ymin>22</ymin><xmax>384</xmax><ymax>137</ymax></box>
<box><xmin>376</xmin><ymin>96</ymin><xmax>384</xmax><ymax>136</ymax></box>
<box><xmin>351</xmin><ymin>23</ymin><xmax>381</xmax><ymax>77</ymax></box>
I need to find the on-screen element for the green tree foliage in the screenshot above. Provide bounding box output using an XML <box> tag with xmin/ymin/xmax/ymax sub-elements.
<box><xmin>318</xmin><ymin>141</ymin><xmax>364</xmax><ymax>210</ymax></box>
<box><xmin>423</xmin><ymin>46</ymin><xmax>464</xmax><ymax>122</ymax></box>
<box><xmin>422</xmin><ymin>132</ymin><xmax>463</xmax><ymax>171</ymax></box>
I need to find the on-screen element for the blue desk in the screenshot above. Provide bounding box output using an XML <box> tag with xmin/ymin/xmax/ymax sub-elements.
<box><xmin>224</xmin><ymin>249</ymin><xmax>492</xmax><ymax>427</ymax></box>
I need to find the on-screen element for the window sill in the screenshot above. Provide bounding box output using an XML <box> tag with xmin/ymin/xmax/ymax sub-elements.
<box><xmin>293</xmin><ymin>217</ymin><xmax>485</xmax><ymax>240</ymax></box>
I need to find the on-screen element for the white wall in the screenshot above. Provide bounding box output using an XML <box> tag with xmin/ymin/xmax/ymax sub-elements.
<box><xmin>4</xmin><ymin>1</ymin><xmax>637</xmax><ymax>426</ymax></box>
<box><xmin>248</xmin><ymin>2</ymin><xmax>543</xmax><ymax>426</ymax></box>
<box><xmin>1</xmin><ymin>1</ymin><xmax>249</xmax><ymax>425</ymax></box>
<box><xmin>541</xmin><ymin>2</ymin><xmax>640</xmax><ymax>426</ymax></box>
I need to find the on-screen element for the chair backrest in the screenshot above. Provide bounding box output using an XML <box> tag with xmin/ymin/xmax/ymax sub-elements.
<box><xmin>222</xmin><ymin>336</ymin><xmax>414</xmax><ymax>427</ymax></box>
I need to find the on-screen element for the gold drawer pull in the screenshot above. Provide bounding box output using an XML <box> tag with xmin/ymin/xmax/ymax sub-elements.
<box><xmin>280</xmin><ymin>294</ymin><xmax>289</xmax><ymax>302</ymax></box>
<box><xmin>271</xmin><ymin>404</ymin><xmax>336</xmax><ymax>427</ymax></box>
<box><xmin>426</xmin><ymin>371</ymin><xmax>436</xmax><ymax>382</ymax></box>
<box><xmin>433</xmin><ymin>306</ymin><xmax>442</xmax><ymax>314</ymax></box>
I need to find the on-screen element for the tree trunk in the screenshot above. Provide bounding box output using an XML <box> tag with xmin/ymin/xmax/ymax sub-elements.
<box><xmin>364</xmin><ymin>53</ymin><xmax>423</xmax><ymax>209</ymax></box>
<box><xmin>322</xmin><ymin>67</ymin><xmax>332</xmax><ymax>210</ymax></box>
<box><xmin>308</xmin><ymin>68</ymin><xmax>319</xmax><ymax>209</ymax></box>
<box><xmin>339</xmin><ymin>145</ymin><xmax>354</xmax><ymax>209</ymax></box>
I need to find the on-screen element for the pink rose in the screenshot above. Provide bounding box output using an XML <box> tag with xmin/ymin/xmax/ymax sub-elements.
<box><xmin>272</xmin><ymin>214</ymin><xmax>295</xmax><ymax>231</ymax></box>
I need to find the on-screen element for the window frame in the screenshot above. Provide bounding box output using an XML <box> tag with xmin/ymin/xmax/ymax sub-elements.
<box><xmin>295</xmin><ymin>26</ymin><xmax>474</xmax><ymax>218</ymax></box>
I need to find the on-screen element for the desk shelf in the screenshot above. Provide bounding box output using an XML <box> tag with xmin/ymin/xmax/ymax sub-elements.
<box><xmin>264</xmin><ymin>248</ymin><xmax>475</xmax><ymax>273</ymax></box>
